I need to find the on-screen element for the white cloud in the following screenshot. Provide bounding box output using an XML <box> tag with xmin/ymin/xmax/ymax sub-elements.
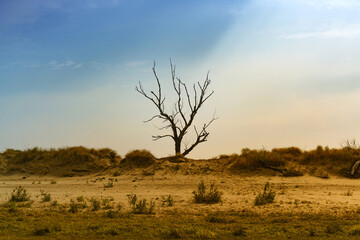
<box><xmin>282</xmin><ymin>25</ymin><xmax>360</xmax><ymax>39</ymax></box>
<box><xmin>48</xmin><ymin>60</ymin><xmax>82</xmax><ymax>70</ymax></box>
<box><xmin>305</xmin><ymin>0</ymin><xmax>360</xmax><ymax>9</ymax></box>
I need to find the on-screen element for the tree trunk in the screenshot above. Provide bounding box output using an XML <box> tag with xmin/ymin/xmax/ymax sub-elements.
<box><xmin>175</xmin><ymin>139</ymin><xmax>181</xmax><ymax>156</ymax></box>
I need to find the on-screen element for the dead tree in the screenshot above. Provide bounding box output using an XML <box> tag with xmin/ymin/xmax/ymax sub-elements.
<box><xmin>135</xmin><ymin>61</ymin><xmax>217</xmax><ymax>156</ymax></box>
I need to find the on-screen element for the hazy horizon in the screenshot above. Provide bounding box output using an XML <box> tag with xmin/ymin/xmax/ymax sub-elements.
<box><xmin>1</xmin><ymin>0</ymin><xmax>360</xmax><ymax>159</ymax></box>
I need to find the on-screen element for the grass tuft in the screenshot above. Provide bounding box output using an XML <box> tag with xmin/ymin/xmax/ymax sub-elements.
<box><xmin>193</xmin><ymin>180</ymin><xmax>222</xmax><ymax>204</ymax></box>
<box><xmin>254</xmin><ymin>182</ymin><xmax>276</xmax><ymax>206</ymax></box>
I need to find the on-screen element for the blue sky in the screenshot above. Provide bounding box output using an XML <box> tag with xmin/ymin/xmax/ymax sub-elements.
<box><xmin>1</xmin><ymin>0</ymin><xmax>360</xmax><ymax>158</ymax></box>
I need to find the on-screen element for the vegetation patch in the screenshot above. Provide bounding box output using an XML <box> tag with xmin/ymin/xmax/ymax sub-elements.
<box><xmin>121</xmin><ymin>150</ymin><xmax>156</xmax><ymax>168</ymax></box>
<box><xmin>193</xmin><ymin>180</ymin><xmax>222</xmax><ymax>204</ymax></box>
<box><xmin>254</xmin><ymin>182</ymin><xmax>276</xmax><ymax>206</ymax></box>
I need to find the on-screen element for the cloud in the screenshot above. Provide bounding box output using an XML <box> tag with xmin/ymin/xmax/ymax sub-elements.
<box><xmin>48</xmin><ymin>60</ymin><xmax>82</xmax><ymax>70</ymax></box>
<box><xmin>125</xmin><ymin>61</ymin><xmax>148</xmax><ymax>67</ymax></box>
<box><xmin>282</xmin><ymin>25</ymin><xmax>360</xmax><ymax>39</ymax></box>
<box><xmin>305</xmin><ymin>0</ymin><xmax>360</xmax><ymax>9</ymax></box>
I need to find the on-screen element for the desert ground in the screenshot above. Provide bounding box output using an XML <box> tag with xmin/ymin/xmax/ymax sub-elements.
<box><xmin>2</xmin><ymin>147</ymin><xmax>360</xmax><ymax>239</ymax></box>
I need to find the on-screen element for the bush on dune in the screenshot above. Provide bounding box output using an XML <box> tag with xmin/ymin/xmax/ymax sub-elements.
<box><xmin>121</xmin><ymin>150</ymin><xmax>156</xmax><ymax>168</ymax></box>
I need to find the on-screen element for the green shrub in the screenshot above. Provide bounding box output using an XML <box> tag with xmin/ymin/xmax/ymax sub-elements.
<box><xmin>193</xmin><ymin>180</ymin><xmax>222</xmax><ymax>204</ymax></box>
<box><xmin>10</xmin><ymin>186</ymin><xmax>30</xmax><ymax>202</ymax></box>
<box><xmin>254</xmin><ymin>182</ymin><xmax>276</xmax><ymax>206</ymax></box>
<box><xmin>128</xmin><ymin>194</ymin><xmax>155</xmax><ymax>214</ymax></box>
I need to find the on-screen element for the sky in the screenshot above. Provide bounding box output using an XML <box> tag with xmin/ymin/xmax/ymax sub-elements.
<box><xmin>1</xmin><ymin>0</ymin><xmax>360</xmax><ymax>158</ymax></box>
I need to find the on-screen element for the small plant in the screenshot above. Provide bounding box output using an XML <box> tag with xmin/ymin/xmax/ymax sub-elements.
<box><xmin>69</xmin><ymin>199</ymin><xmax>86</xmax><ymax>213</ymax></box>
<box><xmin>282</xmin><ymin>166</ymin><xmax>304</xmax><ymax>177</ymax></box>
<box><xmin>104</xmin><ymin>180</ymin><xmax>114</xmax><ymax>188</ymax></box>
<box><xmin>254</xmin><ymin>182</ymin><xmax>276</xmax><ymax>206</ymax></box>
<box><xmin>344</xmin><ymin>190</ymin><xmax>353</xmax><ymax>196</ymax></box>
<box><xmin>193</xmin><ymin>180</ymin><xmax>222</xmax><ymax>204</ymax></box>
<box><xmin>349</xmin><ymin>226</ymin><xmax>360</xmax><ymax>236</ymax></box>
<box><xmin>102</xmin><ymin>197</ymin><xmax>114</xmax><ymax>209</ymax></box>
<box><xmin>325</xmin><ymin>222</ymin><xmax>342</xmax><ymax>234</ymax></box>
<box><xmin>69</xmin><ymin>200</ymin><xmax>79</xmax><ymax>213</ymax></box>
<box><xmin>104</xmin><ymin>210</ymin><xmax>118</xmax><ymax>218</ymax></box>
<box><xmin>233</xmin><ymin>226</ymin><xmax>247</xmax><ymax>236</ymax></box>
<box><xmin>33</xmin><ymin>227</ymin><xmax>51</xmax><ymax>236</ymax></box>
<box><xmin>77</xmin><ymin>196</ymin><xmax>85</xmax><ymax>202</ymax></box>
<box><xmin>10</xmin><ymin>186</ymin><xmax>31</xmax><ymax>202</ymax></box>
<box><xmin>90</xmin><ymin>198</ymin><xmax>101</xmax><ymax>211</ymax></box>
<box><xmin>50</xmin><ymin>180</ymin><xmax>57</xmax><ymax>184</ymax></box>
<box><xmin>128</xmin><ymin>194</ymin><xmax>155</xmax><ymax>214</ymax></box>
<box><xmin>40</xmin><ymin>190</ymin><xmax>51</xmax><ymax>202</ymax></box>
<box><xmin>50</xmin><ymin>200</ymin><xmax>58</xmax><ymax>207</ymax></box>
<box><xmin>161</xmin><ymin>195</ymin><xmax>174</xmax><ymax>207</ymax></box>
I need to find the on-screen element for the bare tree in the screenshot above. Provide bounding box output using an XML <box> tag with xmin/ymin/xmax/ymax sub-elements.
<box><xmin>135</xmin><ymin>61</ymin><xmax>217</xmax><ymax>156</ymax></box>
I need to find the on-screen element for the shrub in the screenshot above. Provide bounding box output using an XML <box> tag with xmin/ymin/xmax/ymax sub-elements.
<box><xmin>128</xmin><ymin>194</ymin><xmax>155</xmax><ymax>214</ymax></box>
<box><xmin>122</xmin><ymin>150</ymin><xmax>156</xmax><ymax>168</ymax></box>
<box><xmin>349</xmin><ymin>226</ymin><xmax>360</xmax><ymax>236</ymax></box>
<box><xmin>69</xmin><ymin>199</ymin><xmax>86</xmax><ymax>213</ymax></box>
<box><xmin>76</xmin><ymin>196</ymin><xmax>85</xmax><ymax>202</ymax></box>
<box><xmin>282</xmin><ymin>166</ymin><xmax>304</xmax><ymax>177</ymax></box>
<box><xmin>40</xmin><ymin>190</ymin><xmax>51</xmax><ymax>202</ymax></box>
<box><xmin>254</xmin><ymin>182</ymin><xmax>276</xmax><ymax>206</ymax></box>
<box><xmin>33</xmin><ymin>227</ymin><xmax>50</xmax><ymax>236</ymax></box>
<box><xmin>161</xmin><ymin>195</ymin><xmax>174</xmax><ymax>207</ymax></box>
<box><xmin>233</xmin><ymin>227</ymin><xmax>247</xmax><ymax>236</ymax></box>
<box><xmin>50</xmin><ymin>200</ymin><xmax>58</xmax><ymax>207</ymax></box>
<box><xmin>104</xmin><ymin>180</ymin><xmax>114</xmax><ymax>188</ymax></box>
<box><xmin>50</xmin><ymin>180</ymin><xmax>57</xmax><ymax>184</ymax></box>
<box><xmin>10</xmin><ymin>186</ymin><xmax>30</xmax><ymax>202</ymax></box>
<box><xmin>90</xmin><ymin>198</ymin><xmax>101</xmax><ymax>211</ymax></box>
<box><xmin>193</xmin><ymin>180</ymin><xmax>222</xmax><ymax>204</ymax></box>
<box><xmin>325</xmin><ymin>223</ymin><xmax>342</xmax><ymax>234</ymax></box>
<box><xmin>104</xmin><ymin>210</ymin><xmax>118</xmax><ymax>218</ymax></box>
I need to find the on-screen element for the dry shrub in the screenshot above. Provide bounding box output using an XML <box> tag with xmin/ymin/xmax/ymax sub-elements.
<box><xmin>121</xmin><ymin>150</ymin><xmax>156</xmax><ymax>168</ymax></box>
<box><xmin>193</xmin><ymin>180</ymin><xmax>222</xmax><ymax>204</ymax></box>
<box><xmin>2</xmin><ymin>146</ymin><xmax>121</xmax><ymax>176</ymax></box>
<box><xmin>254</xmin><ymin>182</ymin><xmax>276</xmax><ymax>206</ymax></box>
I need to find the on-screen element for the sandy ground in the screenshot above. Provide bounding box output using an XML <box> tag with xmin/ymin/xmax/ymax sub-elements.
<box><xmin>1</xmin><ymin>172</ymin><xmax>360</xmax><ymax>215</ymax></box>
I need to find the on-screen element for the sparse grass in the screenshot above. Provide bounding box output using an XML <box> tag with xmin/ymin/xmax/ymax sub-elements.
<box><xmin>345</xmin><ymin>190</ymin><xmax>353</xmax><ymax>196</ymax></box>
<box><xmin>254</xmin><ymin>182</ymin><xmax>276</xmax><ymax>206</ymax></box>
<box><xmin>128</xmin><ymin>194</ymin><xmax>155</xmax><ymax>214</ymax></box>
<box><xmin>326</xmin><ymin>222</ymin><xmax>343</xmax><ymax>234</ymax></box>
<box><xmin>161</xmin><ymin>195</ymin><xmax>174</xmax><ymax>207</ymax></box>
<box><xmin>40</xmin><ymin>190</ymin><xmax>51</xmax><ymax>202</ymax></box>
<box><xmin>193</xmin><ymin>180</ymin><xmax>222</xmax><ymax>204</ymax></box>
<box><xmin>104</xmin><ymin>180</ymin><xmax>114</xmax><ymax>188</ymax></box>
<box><xmin>1</xmin><ymin>205</ymin><xmax>360</xmax><ymax>239</ymax></box>
<box><xmin>89</xmin><ymin>198</ymin><xmax>101</xmax><ymax>211</ymax></box>
<box><xmin>10</xmin><ymin>186</ymin><xmax>31</xmax><ymax>202</ymax></box>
